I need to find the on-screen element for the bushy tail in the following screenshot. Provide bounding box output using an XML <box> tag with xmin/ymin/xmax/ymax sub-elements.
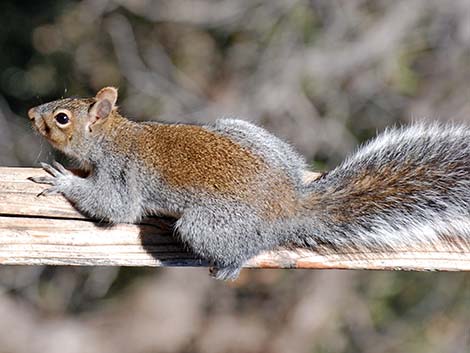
<box><xmin>289</xmin><ymin>123</ymin><xmax>470</xmax><ymax>253</ymax></box>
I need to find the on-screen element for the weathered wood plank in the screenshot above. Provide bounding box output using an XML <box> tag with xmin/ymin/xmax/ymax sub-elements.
<box><xmin>0</xmin><ymin>167</ymin><xmax>469</xmax><ymax>271</ymax></box>
<box><xmin>0</xmin><ymin>167</ymin><xmax>84</xmax><ymax>218</ymax></box>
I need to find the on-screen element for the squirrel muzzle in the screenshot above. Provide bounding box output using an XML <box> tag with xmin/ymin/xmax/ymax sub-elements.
<box><xmin>28</xmin><ymin>107</ymin><xmax>39</xmax><ymax>121</ymax></box>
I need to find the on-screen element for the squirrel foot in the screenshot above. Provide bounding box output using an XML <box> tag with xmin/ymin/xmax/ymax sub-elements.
<box><xmin>29</xmin><ymin>162</ymin><xmax>74</xmax><ymax>196</ymax></box>
<box><xmin>209</xmin><ymin>265</ymin><xmax>242</xmax><ymax>281</ymax></box>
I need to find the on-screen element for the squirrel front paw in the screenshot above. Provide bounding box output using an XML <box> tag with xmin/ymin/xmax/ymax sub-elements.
<box><xmin>29</xmin><ymin>162</ymin><xmax>74</xmax><ymax>196</ymax></box>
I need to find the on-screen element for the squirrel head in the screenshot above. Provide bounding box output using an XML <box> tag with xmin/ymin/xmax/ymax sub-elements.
<box><xmin>28</xmin><ymin>87</ymin><xmax>119</xmax><ymax>159</ymax></box>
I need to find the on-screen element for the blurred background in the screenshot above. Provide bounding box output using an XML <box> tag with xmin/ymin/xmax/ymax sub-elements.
<box><xmin>0</xmin><ymin>0</ymin><xmax>469</xmax><ymax>352</ymax></box>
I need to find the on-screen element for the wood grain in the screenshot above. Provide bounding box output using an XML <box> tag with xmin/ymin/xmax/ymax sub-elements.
<box><xmin>0</xmin><ymin>167</ymin><xmax>469</xmax><ymax>271</ymax></box>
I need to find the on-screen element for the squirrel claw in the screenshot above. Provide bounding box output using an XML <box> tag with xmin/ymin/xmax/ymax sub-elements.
<box><xmin>29</xmin><ymin>175</ymin><xmax>60</xmax><ymax>196</ymax></box>
<box><xmin>52</xmin><ymin>161</ymin><xmax>72</xmax><ymax>176</ymax></box>
<box><xmin>41</xmin><ymin>162</ymin><xmax>67</xmax><ymax>177</ymax></box>
<box><xmin>30</xmin><ymin>161</ymin><xmax>72</xmax><ymax>197</ymax></box>
<box><xmin>36</xmin><ymin>187</ymin><xmax>60</xmax><ymax>197</ymax></box>
<box><xmin>28</xmin><ymin>176</ymin><xmax>55</xmax><ymax>185</ymax></box>
<box><xmin>209</xmin><ymin>265</ymin><xmax>242</xmax><ymax>281</ymax></box>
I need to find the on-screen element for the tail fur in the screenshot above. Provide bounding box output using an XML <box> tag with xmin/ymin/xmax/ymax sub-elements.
<box><xmin>292</xmin><ymin>123</ymin><xmax>470</xmax><ymax>253</ymax></box>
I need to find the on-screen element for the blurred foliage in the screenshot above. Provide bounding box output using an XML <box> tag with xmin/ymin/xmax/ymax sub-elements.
<box><xmin>0</xmin><ymin>1</ymin><xmax>469</xmax><ymax>352</ymax></box>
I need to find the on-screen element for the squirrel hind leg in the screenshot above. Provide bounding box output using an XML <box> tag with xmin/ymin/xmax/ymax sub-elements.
<box><xmin>175</xmin><ymin>206</ymin><xmax>267</xmax><ymax>281</ymax></box>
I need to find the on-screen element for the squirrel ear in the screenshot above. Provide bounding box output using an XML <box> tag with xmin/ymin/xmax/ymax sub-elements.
<box><xmin>88</xmin><ymin>87</ymin><xmax>118</xmax><ymax>127</ymax></box>
<box><xmin>95</xmin><ymin>87</ymin><xmax>118</xmax><ymax>106</ymax></box>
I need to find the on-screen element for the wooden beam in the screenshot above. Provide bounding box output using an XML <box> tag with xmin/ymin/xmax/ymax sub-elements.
<box><xmin>0</xmin><ymin>167</ymin><xmax>469</xmax><ymax>271</ymax></box>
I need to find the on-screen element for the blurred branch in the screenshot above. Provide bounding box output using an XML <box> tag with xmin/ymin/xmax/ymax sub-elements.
<box><xmin>1</xmin><ymin>167</ymin><xmax>469</xmax><ymax>271</ymax></box>
<box><xmin>0</xmin><ymin>96</ymin><xmax>14</xmax><ymax>153</ymax></box>
<box><xmin>106</xmin><ymin>14</ymin><xmax>208</xmax><ymax>113</ymax></box>
<box><xmin>297</xmin><ymin>0</ymin><xmax>425</xmax><ymax>80</ymax></box>
<box><xmin>117</xmin><ymin>0</ymin><xmax>264</xmax><ymax>27</ymax></box>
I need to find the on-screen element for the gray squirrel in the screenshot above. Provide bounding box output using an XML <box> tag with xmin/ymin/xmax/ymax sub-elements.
<box><xmin>28</xmin><ymin>87</ymin><xmax>470</xmax><ymax>280</ymax></box>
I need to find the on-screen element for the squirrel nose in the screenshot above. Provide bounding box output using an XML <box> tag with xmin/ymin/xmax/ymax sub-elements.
<box><xmin>28</xmin><ymin>107</ymin><xmax>38</xmax><ymax>121</ymax></box>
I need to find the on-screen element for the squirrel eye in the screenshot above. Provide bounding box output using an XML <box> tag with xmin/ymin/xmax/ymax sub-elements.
<box><xmin>54</xmin><ymin>112</ymin><xmax>70</xmax><ymax>125</ymax></box>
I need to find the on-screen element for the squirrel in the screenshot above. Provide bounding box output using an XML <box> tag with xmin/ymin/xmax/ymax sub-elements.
<box><xmin>28</xmin><ymin>87</ymin><xmax>470</xmax><ymax>280</ymax></box>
